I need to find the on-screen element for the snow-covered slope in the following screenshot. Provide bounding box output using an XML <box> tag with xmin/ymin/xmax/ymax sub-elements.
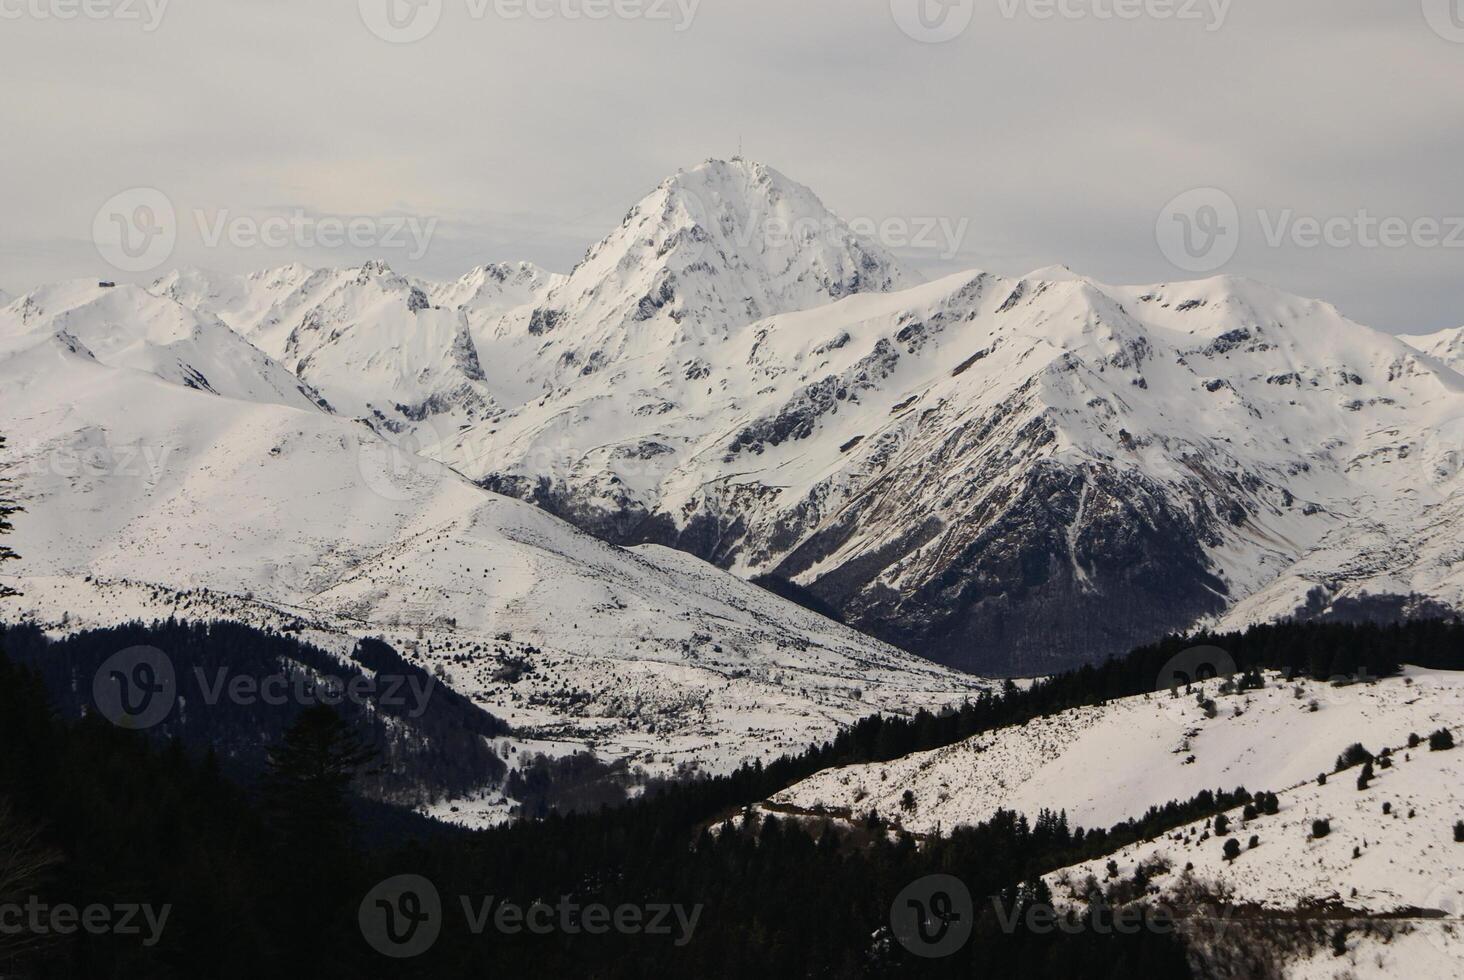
<box><xmin>425</xmin><ymin>261</ymin><xmax>561</xmax><ymax>317</ymax></box>
<box><xmin>768</xmin><ymin>668</ymin><xmax>1464</xmax><ymax>835</ymax></box>
<box><xmin>153</xmin><ymin>261</ymin><xmax>514</xmax><ymax>437</ymax></box>
<box><xmin>0</xmin><ymin>312</ymin><xmax>983</xmax><ymax>773</ymax></box>
<box><xmin>1405</xmin><ymin>326</ymin><xmax>1464</xmax><ymax>373</ymax></box>
<box><xmin>1043</xmin><ymin>683</ymin><xmax>1464</xmax><ymax>979</ymax></box>
<box><xmin>3</xmin><ymin>280</ymin><xmax>323</xmax><ymax>411</ymax></box>
<box><xmin>759</xmin><ymin>667</ymin><xmax>1464</xmax><ymax>976</ymax></box>
<box><xmin>444</xmin><ymin>262</ymin><xmax>1464</xmax><ymax>673</ymax></box>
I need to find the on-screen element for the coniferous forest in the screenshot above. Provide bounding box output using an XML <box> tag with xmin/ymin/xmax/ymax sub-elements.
<box><xmin>1</xmin><ymin>611</ymin><xmax>1461</xmax><ymax>977</ymax></box>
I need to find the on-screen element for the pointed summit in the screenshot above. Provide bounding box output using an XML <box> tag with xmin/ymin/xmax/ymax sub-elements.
<box><xmin>512</xmin><ymin>159</ymin><xmax>913</xmax><ymax>385</ymax></box>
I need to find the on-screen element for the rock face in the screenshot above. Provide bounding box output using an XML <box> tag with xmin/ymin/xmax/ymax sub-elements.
<box><xmin>130</xmin><ymin>160</ymin><xmax>1464</xmax><ymax>675</ymax></box>
<box><xmin>443</xmin><ymin>256</ymin><xmax>1464</xmax><ymax>676</ymax></box>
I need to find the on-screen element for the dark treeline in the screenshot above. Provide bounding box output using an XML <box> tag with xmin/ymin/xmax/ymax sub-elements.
<box><xmin>4</xmin><ymin>617</ymin><xmax>1459</xmax><ymax>975</ymax></box>
<box><xmin>0</xmin><ymin>621</ymin><xmax>508</xmax><ymax>806</ymax></box>
<box><xmin>0</xmin><ymin>637</ymin><xmax>1207</xmax><ymax>978</ymax></box>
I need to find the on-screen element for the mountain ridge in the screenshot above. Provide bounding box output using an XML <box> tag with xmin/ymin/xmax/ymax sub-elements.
<box><xmin>37</xmin><ymin>158</ymin><xmax>1464</xmax><ymax>674</ymax></box>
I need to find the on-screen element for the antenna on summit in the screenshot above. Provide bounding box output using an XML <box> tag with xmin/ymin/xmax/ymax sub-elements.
<box><xmin>734</xmin><ymin>135</ymin><xmax>743</xmax><ymax>161</ymax></box>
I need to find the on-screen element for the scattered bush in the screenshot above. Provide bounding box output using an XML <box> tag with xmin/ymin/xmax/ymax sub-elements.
<box><xmin>1336</xmin><ymin>743</ymin><xmax>1373</xmax><ymax>771</ymax></box>
<box><xmin>1430</xmin><ymin>729</ymin><xmax>1455</xmax><ymax>752</ymax></box>
<box><xmin>1214</xmin><ymin>813</ymin><xmax>1231</xmax><ymax>836</ymax></box>
<box><xmin>1311</xmin><ymin>818</ymin><xmax>1331</xmax><ymax>839</ymax></box>
<box><xmin>1455</xmin><ymin>821</ymin><xmax>1464</xmax><ymax>843</ymax></box>
<box><xmin>1223</xmin><ymin>838</ymin><xmax>1241</xmax><ymax>862</ymax></box>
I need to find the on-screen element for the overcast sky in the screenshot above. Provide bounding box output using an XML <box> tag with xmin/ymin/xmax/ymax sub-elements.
<box><xmin>2</xmin><ymin>0</ymin><xmax>1462</xmax><ymax>332</ymax></box>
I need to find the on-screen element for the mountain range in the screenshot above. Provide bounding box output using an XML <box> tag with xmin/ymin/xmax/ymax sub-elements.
<box><xmin>5</xmin><ymin>158</ymin><xmax>1464</xmax><ymax>681</ymax></box>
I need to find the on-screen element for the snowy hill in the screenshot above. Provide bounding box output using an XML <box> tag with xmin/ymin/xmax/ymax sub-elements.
<box><xmin>768</xmin><ymin>668</ymin><xmax>1463</xmax><ymax>836</ymax></box>
<box><xmin>0</xmin><ymin>302</ymin><xmax>984</xmax><ymax>776</ymax></box>
<box><xmin>760</xmin><ymin>667</ymin><xmax>1464</xmax><ymax>976</ymax></box>
<box><xmin>1042</xmin><ymin>680</ymin><xmax>1464</xmax><ymax>978</ymax></box>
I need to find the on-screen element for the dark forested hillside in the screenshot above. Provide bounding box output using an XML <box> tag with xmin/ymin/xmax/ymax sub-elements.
<box><xmin>0</xmin><ymin>621</ymin><xmax>507</xmax><ymax>806</ymax></box>
<box><xmin>1</xmin><ymin>617</ymin><xmax>1460</xmax><ymax>976</ymax></box>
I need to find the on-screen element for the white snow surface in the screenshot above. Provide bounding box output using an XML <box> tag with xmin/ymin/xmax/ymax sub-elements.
<box><xmin>0</xmin><ymin>289</ymin><xmax>984</xmax><ymax>775</ymax></box>
<box><xmin>770</xmin><ymin>669</ymin><xmax>1464</xmax><ymax>835</ymax></box>
<box><xmin>1042</xmin><ymin>672</ymin><xmax>1464</xmax><ymax>979</ymax></box>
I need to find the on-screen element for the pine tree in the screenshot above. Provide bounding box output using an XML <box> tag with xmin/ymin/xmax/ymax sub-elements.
<box><xmin>262</xmin><ymin>705</ymin><xmax>375</xmax><ymax>853</ymax></box>
<box><xmin>0</xmin><ymin>802</ymin><xmax>60</xmax><ymax>962</ymax></box>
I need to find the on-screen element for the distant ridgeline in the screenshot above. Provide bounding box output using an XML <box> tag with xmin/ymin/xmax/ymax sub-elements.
<box><xmin>0</xmin><ymin>620</ymin><xmax>508</xmax><ymax>807</ymax></box>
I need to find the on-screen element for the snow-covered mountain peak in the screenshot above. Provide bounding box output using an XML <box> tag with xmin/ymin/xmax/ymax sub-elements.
<box><xmin>485</xmin><ymin>159</ymin><xmax>914</xmax><ymax>387</ymax></box>
<box><xmin>1405</xmin><ymin>325</ymin><xmax>1464</xmax><ymax>372</ymax></box>
<box><xmin>1023</xmin><ymin>263</ymin><xmax>1083</xmax><ymax>282</ymax></box>
<box><xmin>0</xmin><ymin>279</ymin><xmax>323</xmax><ymax>412</ymax></box>
<box><xmin>429</xmin><ymin>261</ymin><xmax>560</xmax><ymax>314</ymax></box>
